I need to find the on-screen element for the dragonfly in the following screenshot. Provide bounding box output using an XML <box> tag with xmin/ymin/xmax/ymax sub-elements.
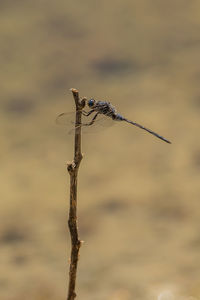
<box><xmin>57</xmin><ymin>99</ymin><xmax>171</xmax><ymax>144</ymax></box>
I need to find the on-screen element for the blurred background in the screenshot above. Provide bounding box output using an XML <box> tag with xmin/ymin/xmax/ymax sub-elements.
<box><xmin>1</xmin><ymin>1</ymin><xmax>200</xmax><ymax>299</ymax></box>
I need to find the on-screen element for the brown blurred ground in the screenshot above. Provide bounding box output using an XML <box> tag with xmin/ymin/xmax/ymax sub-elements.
<box><xmin>1</xmin><ymin>1</ymin><xmax>200</xmax><ymax>299</ymax></box>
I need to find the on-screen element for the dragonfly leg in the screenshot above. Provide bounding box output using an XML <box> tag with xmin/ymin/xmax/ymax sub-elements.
<box><xmin>82</xmin><ymin>109</ymin><xmax>95</xmax><ymax>117</ymax></box>
<box><xmin>82</xmin><ymin>112</ymin><xmax>99</xmax><ymax>126</ymax></box>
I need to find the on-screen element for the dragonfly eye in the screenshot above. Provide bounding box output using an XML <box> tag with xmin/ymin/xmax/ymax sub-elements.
<box><xmin>88</xmin><ymin>99</ymin><xmax>95</xmax><ymax>107</ymax></box>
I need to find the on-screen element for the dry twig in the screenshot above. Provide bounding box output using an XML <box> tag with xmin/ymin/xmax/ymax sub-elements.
<box><xmin>67</xmin><ymin>88</ymin><xmax>86</xmax><ymax>300</ymax></box>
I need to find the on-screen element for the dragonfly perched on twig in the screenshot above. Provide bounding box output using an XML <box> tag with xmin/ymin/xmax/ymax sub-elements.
<box><xmin>57</xmin><ymin>99</ymin><xmax>171</xmax><ymax>144</ymax></box>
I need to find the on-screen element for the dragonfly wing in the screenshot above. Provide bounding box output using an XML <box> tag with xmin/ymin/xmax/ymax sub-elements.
<box><xmin>56</xmin><ymin>112</ymin><xmax>75</xmax><ymax>126</ymax></box>
<box><xmin>56</xmin><ymin>111</ymin><xmax>115</xmax><ymax>134</ymax></box>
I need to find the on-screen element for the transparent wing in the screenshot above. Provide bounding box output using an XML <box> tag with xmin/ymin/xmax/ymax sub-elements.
<box><xmin>56</xmin><ymin>112</ymin><xmax>75</xmax><ymax>126</ymax></box>
<box><xmin>56</xmin><ymin>111</ymin><xmax>115</xmax><ymax>134</ymax></box>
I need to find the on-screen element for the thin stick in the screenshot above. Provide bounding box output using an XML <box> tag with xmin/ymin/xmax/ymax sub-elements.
<box><xmin>67</xmin><ymin>88</ymin><xmax>86</xmax><ymax>300</ymax></box>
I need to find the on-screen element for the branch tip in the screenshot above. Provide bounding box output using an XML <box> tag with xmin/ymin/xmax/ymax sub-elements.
<box><xmin>70</xmin><ymin>88</ymin><xmax>78</xmax><ymax>93</ymax></box>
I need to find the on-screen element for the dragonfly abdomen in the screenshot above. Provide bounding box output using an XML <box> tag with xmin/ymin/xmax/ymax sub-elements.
<box><xmin>113</xmin><ymin>113</ymin><xmax>126</xmax><ymax>121</ymax></box>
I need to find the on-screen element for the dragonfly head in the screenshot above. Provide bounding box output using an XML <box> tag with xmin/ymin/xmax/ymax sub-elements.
<box><xmin>88</xmin><ymin>98</ymin><xmax>96</xmax><ymax>108</ymax></box>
